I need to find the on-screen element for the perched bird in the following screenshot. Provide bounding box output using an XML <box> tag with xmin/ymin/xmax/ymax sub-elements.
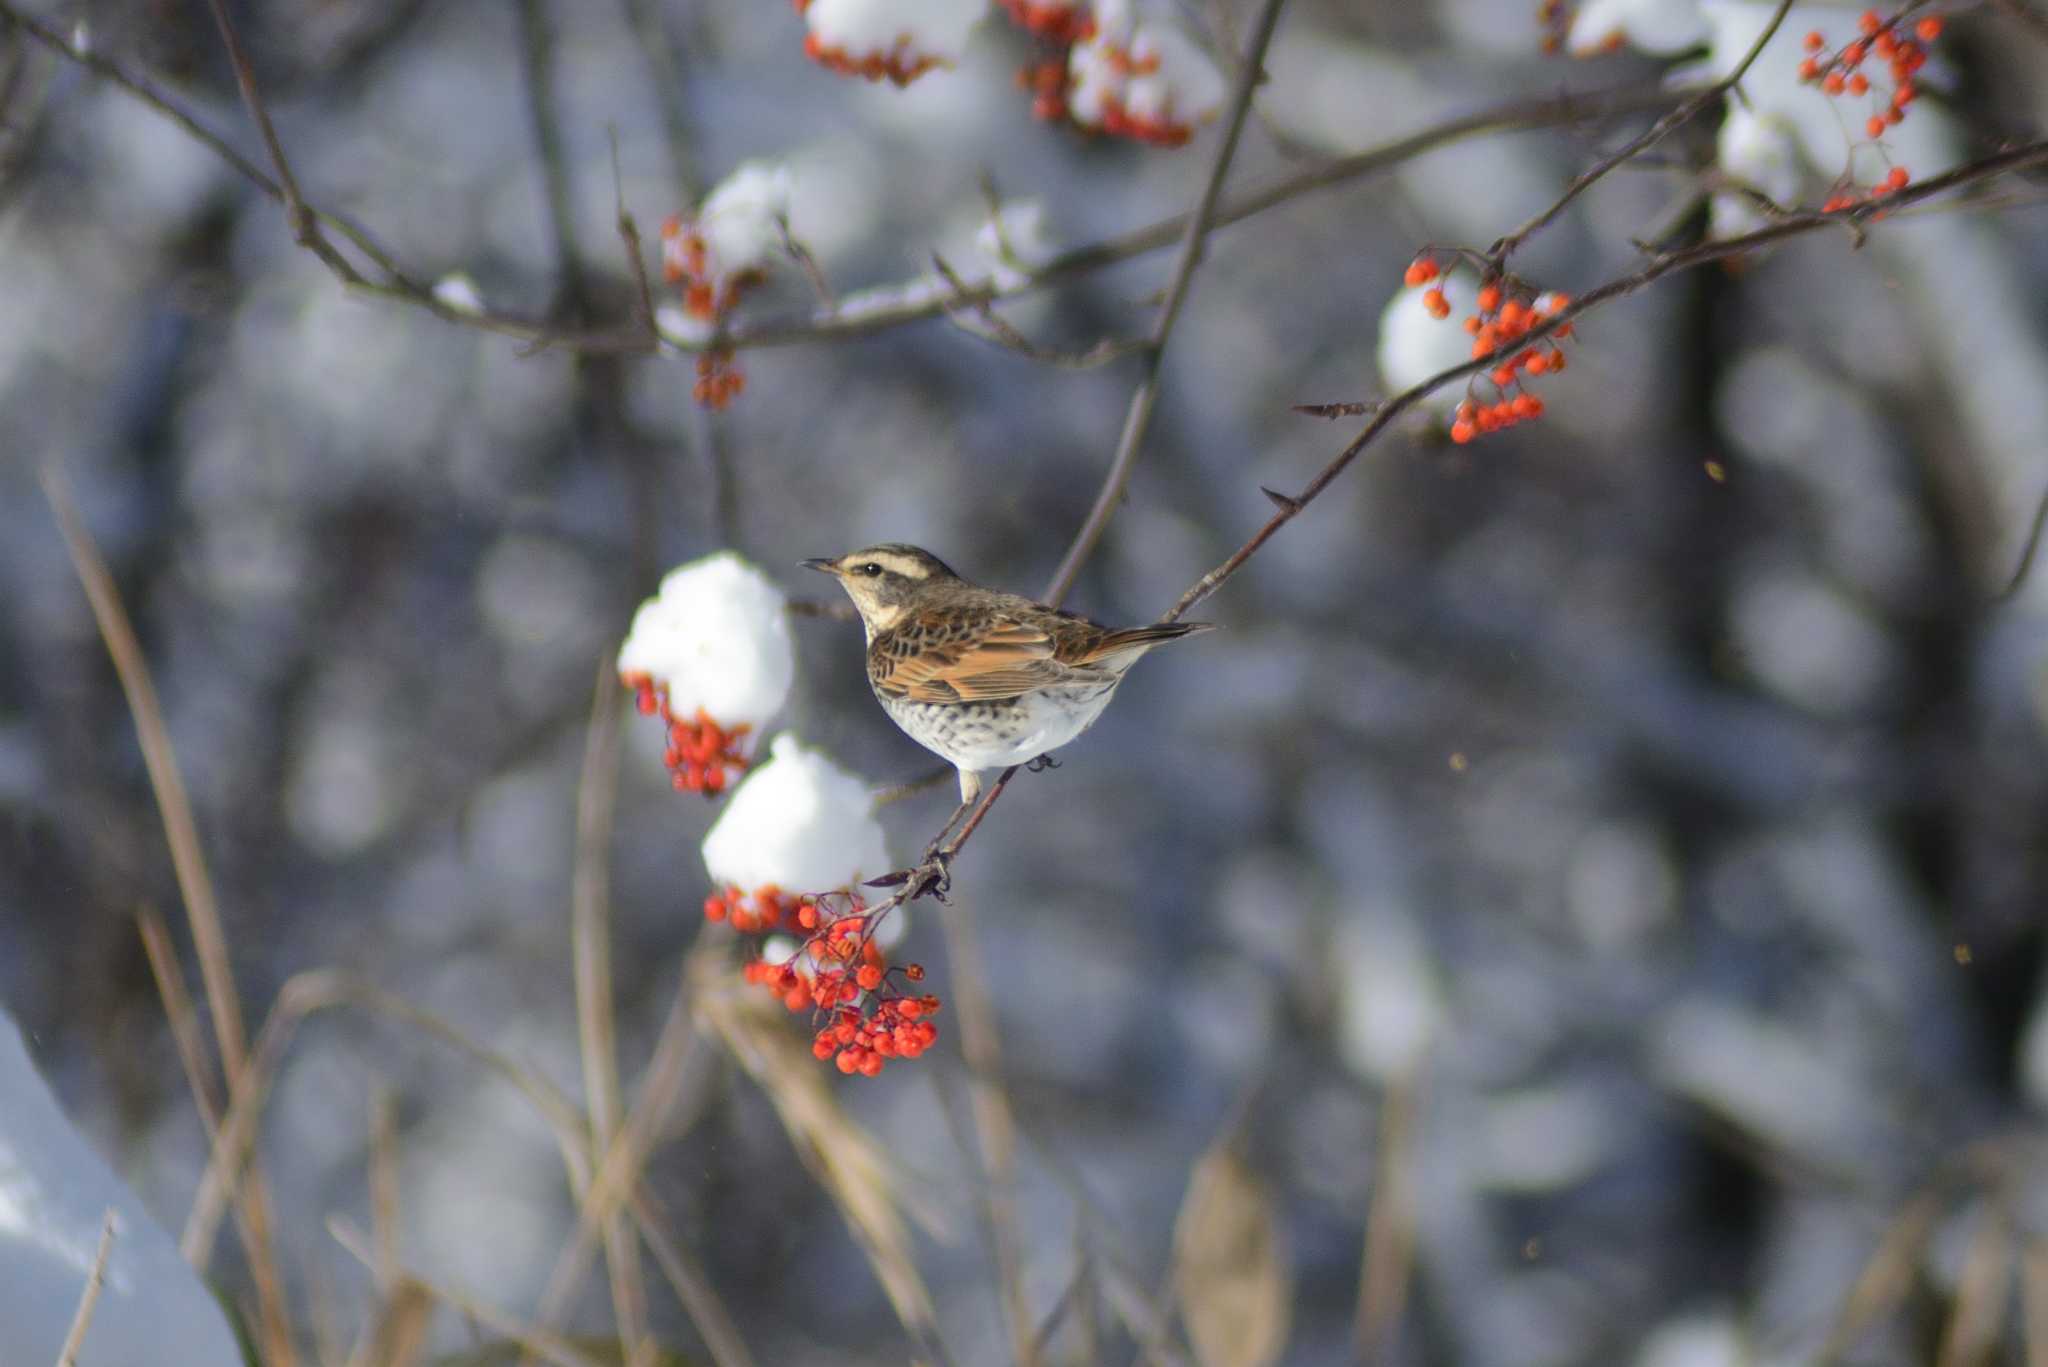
<box><xmin>804</xmin><ymin>544</ymin><xmax>1212</xmax><ymax>805</ymax></box>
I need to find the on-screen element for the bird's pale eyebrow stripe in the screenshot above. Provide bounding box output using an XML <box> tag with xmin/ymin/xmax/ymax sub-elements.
<box><xmin>868</xmin><ymin>552</ymin><xmax>931</xmax><ymax>579</ymax></box>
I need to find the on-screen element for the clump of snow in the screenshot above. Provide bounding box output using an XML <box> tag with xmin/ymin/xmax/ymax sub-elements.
<box><xmin>1711</xmin><ymin>104</ymin><xmax>1803</xmax><ymax>238</ymax></box>
<box><xmin>619</xmin><ymin>552</ymin><xmax>795</xmax><ymax>731</ymax></box>
<box><xmin>702</xmin><ymin>735</ymin><xmax>892</xmax><ymax>894</ymax></box>
<box><xmin>431</xmin><ymin>273</ymin><xmax>485</xmax><ymax>315</ymax></box>
<box><xmin>801</xmin><ymin>0</ymin><xmax>989</xmax><ymax>83</ymax></box>
<box><xmin>1566</xmin><ymin>0</ymin><xmax>1708</xmax><ymax>56</ymax></box>
<box><xmin>1686</xmin><ymin>2</ymin><xmax>1961</xmax><ymax>231</ymax></box>
<box><xmin>1069</xmin><ymin>0</ymin><xmax>1227</xmax><ymax>146</ymax></box>
<box><xmin>976</xmin><ymin>200</ymin><xmax>1055</xmax><ymax>271</ymax></box>
<box><xmin>692</xmin><ymin>161</ymin><xmax>793</xmax><ymax>286</ymax></box>
<box><xmin>969</xmin><ymin>200</ymin><xmax>1056</xmax><ymax>292</ymax></box>
<box><xmin>1376</xmin><ymin>269</ymin><xmax>1480</xmax><ymax>416</ymax></box>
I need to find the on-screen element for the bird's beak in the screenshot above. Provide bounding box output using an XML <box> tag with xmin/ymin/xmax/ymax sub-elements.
<box><xmin>800</xmin><ymin>557</ymin><xmax>840</xmax><ymax>576</ymax></box>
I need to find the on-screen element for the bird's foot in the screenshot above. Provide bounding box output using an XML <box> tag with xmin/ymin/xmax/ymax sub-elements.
<box><xmin>1026</xmin><ymin>753</ymin><xmax>1061</xmax><ymax>773</ymax></box>
<box><xmin>909</xmin><ymin>845</ymin><xmax>952</xmax><ymax>901</ymax></box>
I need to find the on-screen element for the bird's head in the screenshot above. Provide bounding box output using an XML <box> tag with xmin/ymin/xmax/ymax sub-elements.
<box><xmin>801</xmin><ymin>544</ymin><xmax>960</xmax><ymax>637</ymax></box>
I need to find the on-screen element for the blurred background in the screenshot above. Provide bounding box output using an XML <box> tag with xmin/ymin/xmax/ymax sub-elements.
<box><xmin>4</xmin><ymin>0</ymin><xmax>2048</xmax><ymax>1362</ymax></box>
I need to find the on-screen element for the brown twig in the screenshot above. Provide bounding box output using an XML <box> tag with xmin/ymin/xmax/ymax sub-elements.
<box><xmin>516</xmin><ymin>0</ymin><xmax>587</xmax><ymax>314</ymax></box>
<box><xmin>55</xmin><ymin>1210</ymin><xmax>117</xmax><ymax>1367</ymax></box>
<box><xmin>1164</xmin><ymin>137</ymin><xmax>2048</xmax><ymax>623</ymax></box>
<box><xmin>330</xmin><ymin>1218</ymin><xmax>608</xmax><ymax>1367</ymax></box>
<box><xmin>937</xmin><ymin>889</ymin><xmax>1035</xmax><ymax>1367</ymax></box>
<box><xmin>1042</xmin><ymin>0</ymin><xmax>1291</xmax><ymax>607</ymax></box>
<box><xmin>200</xmin><ymin>0</ymin><xmax>366</xmax><ymax>285</ymax></box>
<box><xmin>1488</xmin><ymin>0</ymin><xmax>1797</xmax><ymax>265</ymax></box>
<box><xmin>0</xmin><ymin>0</ymin><xmax>1681</xmax><ymax>354</ymax></box>
<box><xmin>43</xmin><ymin>466</ymin><xmax>297</xmax><ymax>1365</ymax></box>
<box><xmin>566</xmin><ymin>660</ymin><xmax>651</xmax><ymax>1365</ymax></box>
<box><xmin>930</xmin><ymin>253</ymin><xmax>1148</xmax><ymax>369</ymax></box>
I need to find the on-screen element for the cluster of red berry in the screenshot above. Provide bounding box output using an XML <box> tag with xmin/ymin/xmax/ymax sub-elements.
<box><xmin>1407</xmin><ymin>257</ymin><xmax>1574</xmax><ymax>444</ymax></box>
<box><xmin>1801</xmin><ymin>10</ymin><xmax>1939</xmax><ymax>212</ymax></box>
<box><xmin>730</xmin><ymin>892</ymin><xmax>941</xmax><ymax>1077</ymax></box>
<box><xmin>1009</xmin><ymin>5</ymin><xmax>1206</xmax><ymax>147</ymax></box>
<box><xmin>703</xmin><ymin>884</ymin><xmax>805</xmax><ymax>933</ymax></box>
<box><xmin>1001</xmin><ymin>0</ymin><xmax>1089</xmax><ymax>45</ymax></box>
<box><xmin>624</xmin><ymin>675</ymin><xmax>753</xmax><ymax>795</ymax></box>
<box><xmin>1533</xmin><ymin>0</ymin><xmax>1617</xmax><ymax>55</ymax></box>
<box><xmin>794</xmin><ymin>0</ymin><xmax>947</xmax><ymax>86</ymax></box>
<box><xmin>658</xmin><ymin>217</ymin><xmax>766</xmax><ymax>410</ymax></box>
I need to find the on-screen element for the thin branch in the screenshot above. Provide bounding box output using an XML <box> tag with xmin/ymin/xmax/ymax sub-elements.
<box><xmin>616</xmin><ymin>0</ymin><xmax>701</xmax><ymax>201</ymax></box>
<box><xmin>1993</xmin><ymin>483</ymin><xmax>2048</xmax><ymax>602</ymax></box>
<box><xmin>937</xmin><ymin>888</ymin><xmax>1035</xmax><ymax>1367</ymax></box>
<box><xmin>930</xmin><ymin>253</ymin><xmax>1148</xmax><ymax>368</ymax></box>
<box><xmin>1489</xmin><ymin>0</ymin><xmax>1796</xmax><ymax>263</ymax></box>
<box><xmin>330</xmin><ymin>1220</ymin><xmax>608</xmax><ymax>1367</ymax></box>
<box><xmin>1045</xmin><ymin>0</ymin><xmax>1286</xmax><ymax>605</ymax></box>
<box><xmin>200</xmin><ymin>0</ymin><xmax>366</xmax><ymax>284</ymax></box>
<box><xmin>1164</xmin><ymin>137</ymin><xmax>2048</xmax><ymax>623</ymax></box>
<box><xmin>43</xmin><ymin>464</ymin><xmax>298</xmax><ymax>1365</ymax></box>
<box><xmin>516</xmin><ymin>0</ymin><xmax>587</xmax><ymax>313</ymax></box>
<box><xmin>1993</xmin><ymin>0</ymin><xmax>2048</xmax><ymax>42</ymax></box>
<box><xmin>0</xmin><ymin>0</ymin><xmax>1681</xmax><ymax>354</ymax></box>
<box><xmin>40</xmin><ymin>475</ymin><xmax>248</xmax><ymax>1079</ymax></box>
<box><xmin>55</xmin><ymin>1211</ymin><xmax>117</xmax><ymax>1367</ymax></box>
<box><xmin>567</xmin><ymin>660</ymin><xmax>651</xmax><ymax>1365</ymax></box>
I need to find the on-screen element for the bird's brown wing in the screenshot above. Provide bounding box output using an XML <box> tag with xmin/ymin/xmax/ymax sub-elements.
<box><xmin>872</xmin><ymin>608</ymin><xmax>1105</xmax><ymax>703</ymax></box>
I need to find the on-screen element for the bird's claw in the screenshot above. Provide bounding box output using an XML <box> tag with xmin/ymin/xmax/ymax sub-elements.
<box><xmin>1026</xmin><ymin>753</ymin><xmax>1061</xmax><ymax>773</ymax></box>
<box><xmin>909</xmin><ymin>845</ymin><xmax>953</xmax><ymax>901</ymax></box>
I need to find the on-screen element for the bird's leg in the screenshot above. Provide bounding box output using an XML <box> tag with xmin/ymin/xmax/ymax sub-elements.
<box><xmin>1025</xmin><ymin>753</ymin><xmax>1061</xmax><ymax>773</ymax></box>
<box><xmin>910</xmin><ymin>769</ymin><xmax>979</xmax><ymax>895</ymax></box>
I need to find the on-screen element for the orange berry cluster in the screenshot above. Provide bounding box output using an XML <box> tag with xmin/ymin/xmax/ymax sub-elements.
<box><xmin>692</xmin><ymin>350</ymin><xmax>745</xmax><ymax>410</ymax></box>
<box><xmin>734</xmin><ymin>892</ymin><xmax>941</xmax><ymax>1077</ymax></box>
<box><xmin>790</xmin><ymin>0</ymin><xmax>944</xmax><ymax>85</ymax></box>
<box><xmin>1089</xmin><ymin>98</ymin><xmax>1197</xmax><ymax>147</ymax></box>
<box><xmin>1409</xmin><ymin>257</ymin><xmax>1574</xmax><ymax>444</ymax></box>
<box><xmin>1000</xmin><ymin>0</ymin><xmax>1089</xmax><ymax>44</ymax></box>
<box><xmin>625</xmin><ymin>674</ymin><xmax>753</xmax><ymax>796</ymax></box>
<box><xmin>703</xmin><ymin>883</ymin><xmax>804</xmax><ymax>933</ymax></box>
<box><xmin>1800</xmin><ymin>10</ymin><xmax>1934</xmax><ymax>146</ymax></box>
<box><xmin>1018</xmin><ymin>57</ymin><xmax>1071</xmax><ymax>122</ymax></box>
<box><xmin>1083</xmin><ymin>37</ymin><xmax>1197</xmax><ymax>147</ymax></box>
<box><xmin>658</xmin><ymin>216</ymin><xmax>767</xmax><ymax>412</ymax></box>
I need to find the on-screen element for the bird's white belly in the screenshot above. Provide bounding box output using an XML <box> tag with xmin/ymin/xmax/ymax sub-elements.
<box><xmin>885</xmin><ymin>684</ymin><xmax>1117</xmax><ymax>772</ymax></box>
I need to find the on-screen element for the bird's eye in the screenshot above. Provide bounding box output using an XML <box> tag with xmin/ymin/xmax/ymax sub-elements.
<box><xmin>858</xmin><ymin>563</ymin><xmax>883</xmax><ymax>577</ymax></box>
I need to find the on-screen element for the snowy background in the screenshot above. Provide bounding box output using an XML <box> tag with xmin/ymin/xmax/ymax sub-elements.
<box><xmin>3</xmin><ymin>0</ymin><xmax>2048</xmax><ymax>1362</ymax></box>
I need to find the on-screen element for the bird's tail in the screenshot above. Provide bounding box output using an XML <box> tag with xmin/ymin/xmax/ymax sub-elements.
<box><xmin>1089</xmin><ymin>620</ymin><xmax>1216</xmax><ymax>665</ymax></box>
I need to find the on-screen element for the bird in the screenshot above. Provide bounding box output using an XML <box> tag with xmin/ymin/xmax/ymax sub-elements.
<box><xmin>803</xmin><ymin>544</ymin><xmax>1213</xmax><ymax>807</ymax></box>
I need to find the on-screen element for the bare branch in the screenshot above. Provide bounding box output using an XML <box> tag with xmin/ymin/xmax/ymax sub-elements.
<box><xmin>1166</xmin><ymin>136</ymin><xmax>2048</xmax><ymax>622</ymax></box>
<box><xmin>1489</xmin><ymin>0</ymin><xmax>1796</xmax><ymax>264</ymax></box>
<box><xmin>1042</xmin><ymin>0</ymin><xmax>1292</xmax><ymax>607</ymax></box>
